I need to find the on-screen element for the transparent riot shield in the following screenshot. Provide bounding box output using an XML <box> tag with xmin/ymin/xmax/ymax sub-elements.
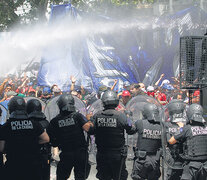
<box><xmin>126</xmin><ymin>95</ymin><xmax>162</xmax><ymax>160</ymax></box>
<box><xmin>44</xmin><ymin>95</ymin><xmax>86</xmax><ymax>121</ymax></box>
<box><xmin>87</xmin><ymin>99</ymin><xmax>104</xmax><ymax>115</ymax></box>
<box><xmin>161</xmin><ymin>102</ymin><xmax>188</xmax><ymax>179</ymax></box>
<box><xmin>24</xmin><ymin>97</ymin><xmax>46</xmax><ymax>112</ymax></box>
<box><xmin>87</xmin><ymin>99</ymin><xmax>104</xmax><ymax>165</ymax></box>
<box><xmin>0</xmin><ymin>104</ymin><xmax>9</xmax><ymax>125</ymax></box>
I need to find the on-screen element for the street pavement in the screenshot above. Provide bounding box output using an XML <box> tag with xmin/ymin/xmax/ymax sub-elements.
<box><xmin>50</xmin><ymin>159</ymin><xmax>134</xmax><ymax>180</ymax></box>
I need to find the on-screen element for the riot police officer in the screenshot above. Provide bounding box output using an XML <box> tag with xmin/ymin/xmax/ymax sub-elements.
<box><xmin>169</xmin><ymin>103</ymin><xmax>207</xmax><ymax>180</ymax></box>
<box><xmin>164</xmin><ymin>99</ymin><xmax>186</xmax><ymax>180</ymax></box>
<box><xmin>90</xmin><ymin>90</ymin><xmax>136</xmax><ymax>180</ymax></box>
<box><xmin>131</xmin><ymin>103</ymin><xmax>162</xmax><ymax>180</ymax></box>
<box><xmin>0</xmin><ymin>96</ymin><xmax>49</xmax><ymax>180</ymax></box>
<box><xmin>26</xmin><ymin>98</ymin><xmax>50</xmax><ymax>180</ymax></box>
<box><xmin>47</xmin><ymin>94</ymin><xmax>92</xmax><ymax>180</ymax></box>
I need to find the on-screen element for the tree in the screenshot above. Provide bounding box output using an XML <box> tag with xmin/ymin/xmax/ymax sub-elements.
<box><xmin>0</xmin><ymin>0</ymin><xmax>24</xmax><ymax>31</ymax></box>
<box><xmin>0</xmin><ymin>0</ymin><xmax>52</xmax><ymax>31</ymax></box>
<box><xmin>0</xmin><ymin>0</ymin><xmax>156</xmax><ymax>31</ymax></box>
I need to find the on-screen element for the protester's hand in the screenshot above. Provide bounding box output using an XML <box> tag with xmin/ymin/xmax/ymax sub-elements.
<box><xmin>53</xmin><ymin>147</ymin><xmax>59</xmax><ymax>160</ymax></box>
<box><xmin>114</xmin><ymin>79</ymin><xmax>118</xmax><ymax>84</ymax></box>
<box><xmin>160</xmin><ymin>74</ymin><xmax>164</xmax><ymax>78</ymax></box>
<box><xmin>171</xmin><ymin>77</ymin><xmax>178</xmax><ymax>82</ymax></box>
<box><xmin>70</xmin><ymin>75</ymin><xmax>76</xmax><ymax>83</ymax></box>
<box><xmin>176</xmin><ymin>122</ymin><xmax>184</xmax><ymax>128</ymax></box>
<box><xmin>86</xmin><ymin>112</ymin><xmax>93</xmax><ymax>120</ymax></box>
<box><xmin>3</xmin><ymin>93</ymin><xmax>7</xmax><ymax>100</ymax></box>
<box><xmin>3</xmin><ymin>78</ymin><xmax>9</xmax><ymax>83</ymax></box>
<box><xmin>24</xmin><ymin>72</ymin><xmax>27</xmax><ymax>79</ymax></box>
<box><xmin>8</xmin><ymin>79</ymin><xmax>13</xmax><ymax>85</ymax></box>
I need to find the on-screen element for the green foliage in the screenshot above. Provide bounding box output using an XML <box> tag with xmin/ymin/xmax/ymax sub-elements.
<box><xmin>0</xmin><ymin>0</ymin><xmax>24</xmax><ymax>31</ymax></box>
<box><xmin>0</xmin><ymin>0</ymin><xmax>155</xmax><ymax>31</ymax></box>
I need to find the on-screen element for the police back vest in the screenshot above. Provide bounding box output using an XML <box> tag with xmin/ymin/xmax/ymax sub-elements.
<box><xmin>95</xmin><ymin>109</ymin><xmax>125</xmax><ymax>150</ymax></box>
<box><xmin>166</xmin><ymin>122</ymin><xmax>183</xmax><ymax>161</ymax></box>
<box><xmin>4</xmin><ymin>111</ymin><xmax>42</xmax><ymax>159</ymax></box>
<box><xmin>55</xmin><ymin>112</ymin><xmax>87</xmax><ymax>151</ymax></box>
<box><xmin>28</xmin><ymin>111</ymin><xmax>49</xmax><ymax>129</ymax></box>
<box><xmin>183</xmin><ymin>125</ymin><xmax>207</xmax><ymax>161</ymax></box>
<box><xmin>28</xmin><ymin>111</ymin><xmax>50</xmax><ymax>155</ymax></box>
<box><xmin>137</xmin><ymin>120</ymin><xmax>161</xmax><ymax>153</ymax></box>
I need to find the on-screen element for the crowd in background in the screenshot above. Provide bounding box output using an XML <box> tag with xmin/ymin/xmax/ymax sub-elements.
<box><xmin>0</xmin><ymin>72</ymin><xmax>200</xmax><ymax>111</ymax></box>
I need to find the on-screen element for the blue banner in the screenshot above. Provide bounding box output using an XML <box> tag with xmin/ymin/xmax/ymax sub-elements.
<box><xmin>37</xmin><ymin>5</ymin><xmax>207</xmax><ymax>91</ymax></box>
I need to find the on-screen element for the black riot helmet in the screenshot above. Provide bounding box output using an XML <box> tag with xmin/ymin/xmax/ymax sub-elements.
<box><xmin>101</xmin><ymin>90</ymin><xmax>119</xmax><ymax>109</ymax></box>
<box><xmin>143</xmin><ymin>103</ymin><xmax>160</xmax><ymax>122</ymax></box>
<box><xmin>26</xmin><ymin>99</ymin><xmax>42</xmax><ymax>114</ymax></box>
<box><xmin>8</xmin><ymin>96</ymin><xmax>26</xmax><ymax>114</ymax></box>
<box><xmin>57</xmin><ymin>94</ymin><xmax>75</xmax><ymax>112</ymax></box>
<box><xmin>167</xmin><ymin>99</ymin><xmax>186</xmax><ymax>122</ymax></box>
<box><xmin>187</xmin><ymin>104</ymin><xmax>205</xmax><ymax>124</ymax></box>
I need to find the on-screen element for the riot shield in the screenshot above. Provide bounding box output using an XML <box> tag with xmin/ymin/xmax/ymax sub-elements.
<box><xmin>126</xmin><ymin>95</ymin><xmax>162</xmax><ymax>160</ymax></box>
<box><xmin>44</xmin><ymin>95</ymin><xmax>86</xmax><ymax>121</ymax></box>
<box><xmin>87</xmin><ymin>99</ymin><xmax>104</xmax><ymax>165</ymax></box>
<box><xmin>87</xmin><ymin>99</ymin><xmax>104</xmax><ymax>115</ymax></box>
<box><xmin>24</xmin><ymin>97</ymin><xmax>46</xmax><ymax>112</ymax></box>
<box><xmin>0</xmin><ymin>104</ymin><xmax>9</xmax><ymax>125</ymax></box>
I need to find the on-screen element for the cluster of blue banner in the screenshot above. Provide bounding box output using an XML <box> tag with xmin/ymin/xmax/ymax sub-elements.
<box><xmin>37</xmin><ymin>4</ymin><xmax>207</xmax><ymax>91</ymax></box>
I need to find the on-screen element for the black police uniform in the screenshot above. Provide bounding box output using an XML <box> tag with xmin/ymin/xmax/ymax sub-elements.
<box><xmin>131</xmin><ymin>103</ymin><xmax>162</xmax><ymax>180</ymax></box>
<box><xmin>1</xmin><ymin>97</ymin><xmax>44</xmax><ymax>180</ymax></box>
<box><xmin>131</xmin><ymin>119</ymin><xmax>162</xmax><ymax>180</ymax></box>
<box><xmin>165</xmin><ymin>99</ymin><xmax>186</xmax><ymax>180</ymax></box>
<box><xmin>165</xmin><ymin>122</ymin><xmax>184</xmax><ymax>180</ymax></box>
<box><xmin>174</xmin><ymin>124</ymin><xmax>207</xmax><ymax>180</ymax></box>
<box><xmin>170</xmin><ymin>103</ymin><xmax>207</xmax><ymax>180</ymax></box>
<box><xmin>90</xmin><ymin>90</ymin><xmax>135</xmax><ymax>180</ymax></box>
<box><xmin>91</xmin><ymin>108</ymin><xmax>135</xmax><ymax>180</ymax></box>
<box><xmin>26</xmin><ymin>99</ymin><xmax>50</xmax><ymax>180</ymax></box>
<box><xmin>47</xmin><ymin>94</ymin><xmax>90</xmax><ymax>180</ymax></box>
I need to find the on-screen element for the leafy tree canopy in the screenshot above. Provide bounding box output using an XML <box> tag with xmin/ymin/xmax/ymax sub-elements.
<box><xmin>0</xmin><ymin>0</ymin><xmax>156</xmax><ymax>31</ymax></box>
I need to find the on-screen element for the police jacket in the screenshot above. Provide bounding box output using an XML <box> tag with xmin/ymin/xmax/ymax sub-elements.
<box><xmin>47</xmin><ymin>111</ymin><xmax>88</xmax><ymax>152</ymax></box>
<box><xmin>28</xmin><ymin>111</ymin><xmax>49</xmax><ymax>129</ymax></box>
<box><xmin>91</xmin><ymin>109</ymin><xmax>135</xmax><ymax>151</ymax></box>
<box><xmin>165</xmin><ymin>122</ymin><xmax>183</xmax><ymax>161</ymax></box>
<box><xmin>174</xmin><ymin>124</ymin><xmax>207</xmax><ymax>161</ymax></box>
<box><xmin>28</xmin><ymin>111</ymin><xmax>50</xmax><ymax>155</ymax></box>
<box><xmin>1</xmin><ymin>110</ymin><xmax>44</xmax><ymax>160</ymax></box>
<box><xmin>135</xmin><ymin>119</ymin><xmax>161</xmax><ymax>153</ymax></box>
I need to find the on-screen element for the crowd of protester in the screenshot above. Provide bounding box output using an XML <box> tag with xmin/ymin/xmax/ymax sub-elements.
<box><xmin>0</xmin><ymin>72</ymin><xmax>200</xmax><ymax>111</ymax></box>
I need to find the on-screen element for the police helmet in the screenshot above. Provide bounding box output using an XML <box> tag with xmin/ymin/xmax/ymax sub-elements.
<box><xmin>57</xmin><ymin>94</ymin><xmax>75</xmax><ymax>112</ymax></box>
<box><xmin>167</xmin><ymin>99</ymin><xmax>186</xmax><ymax>122</ymax></box>
<box><xmin>26</xmin><ymin>99</ymin><xmax>42</xmax><ymax>115</ymax></box>
<box><xmin>143</xmin><ymin>103</ymin><xmax>160</xmax><ymax>122</ymax></box>
<box><xmin>187</xmin><ymin>104</ymin><xmax>205</xmax><ymax>123</ymax></box>
<box><xmin>8</xmin><ymin>96</ymin><xmax>26</xmax><ymax>114</ymax></box>
<box><xmin>101</xmin><ymin>90</ymin><xmax>119</xmax><ymax>108</ymax></box>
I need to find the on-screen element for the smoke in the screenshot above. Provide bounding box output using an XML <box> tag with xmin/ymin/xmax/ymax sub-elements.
<box><xmin>0</xmin><ymin>12</ymin><xmax>155</xmax><ymax>77</ymax></box>
<box><xmin>0</xmin><ymin>17</ymin><xmax>149</xmax><ymax>76</ymax></box>
<box><xmin>0</xmin><ymin>0</ymin><xmax>206</xmax><ymax>78</ymax></box>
